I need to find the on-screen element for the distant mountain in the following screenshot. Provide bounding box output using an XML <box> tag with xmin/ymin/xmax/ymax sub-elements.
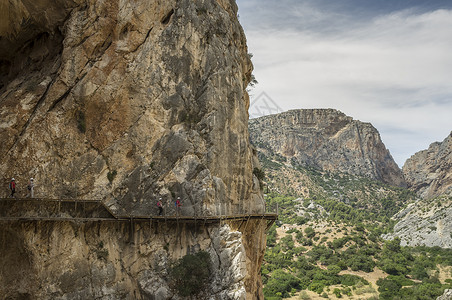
<box><xmin>251</xmin><ymin>110</ymin><xmax>452</xmax><ymax>299</ymax></box>
<box><xmin>385</xmin><ymin>132</ymin><xmax>452</xmax><ymax>248</ymax></box>
<box><xmin>249</xmin><ymin>109</ymin><xmax>406</xmax><ymax>187</ymax></box>
<box><xmin>403</xmin><ymin>132</ymin><xmax>452</xmax><ymax>199</ymax></box>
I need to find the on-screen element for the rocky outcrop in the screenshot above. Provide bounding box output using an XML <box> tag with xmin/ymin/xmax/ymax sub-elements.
<box><xmin>437</xmin><ymin>289</ymin><xmax>452</xmax><ymax>300</ymax></box>
<box><xmin>384</xmin><ymin>133</ymin><xmax>452</xmax><ymax>249</ymax></box>
<box><xmin>1</xmin><ymin>0</ymin><xmax>267</xmax><ymax>298</ymax></box>
<box><xmin>382</xmin><ymin>196</ymin><xmax>452</xmax><ymax>248</ymax></box>
<box><xmin>0</xmin><ymin>219</ymin><xmax>267</xmax><ymax>299</ymax></box>
<box><xmin>249</xmin><ymin>109</ymin><xmax>406</xmax><ymax>187</ymax></box>
<box><xmin>403</xmin><ymin>132</ymin><xmax>452</xmax><ymax>199</ymax></box>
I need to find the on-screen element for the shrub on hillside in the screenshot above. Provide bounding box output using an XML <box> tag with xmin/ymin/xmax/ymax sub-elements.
<box><xmin>169</xmin><ymin>251</ymin><xmax>211</xmax><ymax>297</ymax></box>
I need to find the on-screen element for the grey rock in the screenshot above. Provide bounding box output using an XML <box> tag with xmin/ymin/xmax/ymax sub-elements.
<box><xmin>403</xmin><ymin>132</ymin><xmax>452</xmax><ymax>199</ymax></box>
<box><xmin>0</xmin><ymin>221</ymin><xmax>255</xmax><ymax>299</ymax></box>
<box><xmin>249</xmin><ymin>109</ymin><xmax>406</xmax><ymax>186</ymax></box>
<box><xmin>437</xmin><ymin>289</ymin><xmax>452</xmax><ymax>300</ymax></box>
<box><xmin>383</xmin><ymin>196</ymin><xmax>452</xmax><ymax>248</ymax></box>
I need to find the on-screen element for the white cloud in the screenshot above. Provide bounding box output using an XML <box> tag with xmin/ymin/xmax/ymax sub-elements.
<box><xmin>245</xmin><ymin>7</ymin><xmax>452</xmax><ymax>166</ymax></box>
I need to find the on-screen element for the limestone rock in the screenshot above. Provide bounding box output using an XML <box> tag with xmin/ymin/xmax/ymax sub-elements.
<box><xmin>437</xmin><ymin>289</ymin><xmax>452</xmax><ymax>300</ymax></box>
<box><xmin>0</xmin><ymin>0</ymin><xmax>267</xmax><ymax>298</ymax></box>
<box><xmin>249</xmin><ymin>109</ymin><xmax>406</xmax><ymax>187</ymax></box>
<box><xmin>385</xmin><ymin>133</ymin><xmax>452</xmax><ymax>249</ymax></box>
<box><xmin>0</xmin><ymin>221</ymin><xmax>264</xmax><ymax>299</ymax></box>
<box><xmin>382</xmin><ymin>196</ymin><xmax>452</xmax><ymax>248</ymax></box>
<box><xmin>0</xmin><ymin>0</ymin><xmax>262</xmax><ymax>215</ymax></box>
<box><xmin>403</xmin><ymin>132</ymin><xmax>452</xmax><ymax>199</ymax></box>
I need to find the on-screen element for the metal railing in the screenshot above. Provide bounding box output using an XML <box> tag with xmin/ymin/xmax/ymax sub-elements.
<box><xmin>0</xmin><ymin>197</ymin><xmax>278</xmax><ymax>224</ymax></box>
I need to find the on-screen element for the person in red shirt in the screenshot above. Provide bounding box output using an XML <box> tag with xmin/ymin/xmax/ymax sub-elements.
<box><xmin>9</xmin><ymin>178</ymin><xmax>16</xmax><ymax>198</ymax></box>
<box><xmin>175</xmin><ymin>197</ymin><xmax>181</xmax><ymax>216</ymax></box>
<box><xmin>157</xmin><ymin>198</ymin><xmax>163</xmax><ymax>216</ymax></box>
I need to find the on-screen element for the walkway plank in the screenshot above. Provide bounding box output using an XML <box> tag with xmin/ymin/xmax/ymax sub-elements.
<box><xmin>0</xmin><ymin>198</ymin><xmax>278</xmax><ymax>225</ymax></box>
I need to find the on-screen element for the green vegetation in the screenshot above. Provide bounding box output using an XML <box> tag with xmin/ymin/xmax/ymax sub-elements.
<box><xmin>263</xmin><ymin>219</ymin><xmax>452</xmax><ymax>299</ymax></box>
<box><xmin>258</xmin><ymin>152</ymin><xmax>452</xmax><ymax>299</ymax></box>
<box><xmin>254</xmin><ymin>167</ymin><xmax>266</xmax><ymax>189</ymax></box>
<box><xmin>95</xmin><ymin>241</ymin><xmax>108</xmax><ymax>260</ymax></box>
<box><xmin>107</xmin><ymin>170</ymin><xmax>117</xmax><ymax>183</ymax></box>
<box><xmin>169</xmin><ymin>251</ymin><xmax>212</xmax><ymax>297</ymax></box>
<box><xmin>254</xmin><ymin>148</ymin><xmax>452</xmax><ymax>299</ymax></box>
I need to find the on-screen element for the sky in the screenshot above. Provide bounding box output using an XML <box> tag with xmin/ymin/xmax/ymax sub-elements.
<box><xmin>236</xmin><ymin>0</ymin><xmax>452</xmax><ymax>166</ymax></box>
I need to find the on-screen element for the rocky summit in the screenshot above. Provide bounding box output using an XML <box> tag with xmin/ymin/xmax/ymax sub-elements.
<box><xmin>403</xmin><ymin>132</ymin><xmax>452</xmax><ymax>199</ymax></box>
<box><xmin>0</xmin><ymin>0</ymin><xmax>267</xmax><ymax>299</ymax></box>
<box><xmin>249</xmin><ymin>109</ymin><xmax>406</xmax><ymax>187</ymax></box>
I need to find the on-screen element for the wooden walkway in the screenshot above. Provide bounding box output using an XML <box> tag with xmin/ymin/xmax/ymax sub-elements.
<box><xmin>0</xmin><ymin>198</ymin><xmax>278</xmax><ymax>228</ymax></box>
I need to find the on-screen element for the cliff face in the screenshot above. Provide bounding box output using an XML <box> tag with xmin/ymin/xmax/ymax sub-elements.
<box><xmin>249</xmin><ymin>109</ymin><xmax>406</xmax><ymax>187</ymax></box>
<box><xmin>1</xmin><ymin>0</ymin><xmax>266</xmax><ymax>298</ymax></box>
<box><xmin>402</xmin><ymin>132</ymin><xmax>452</xmax><ymax>199</ymax></box>
<box><xmin>384</xmin><ymin>133</ymin><xmax>452</xmax><ymax>248</ymax></box>
<box><xmin>0</xmin><ymin>0</ymin><xmax>262</xmax><ymax>215</ymax></box>
<box><xmin>0</xmin><ymin>220</ymin><xmax>268</xmax><ymax>299</ymax></box>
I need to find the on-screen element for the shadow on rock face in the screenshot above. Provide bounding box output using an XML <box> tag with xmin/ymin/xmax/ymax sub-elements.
<box><xmin>0</xmin><ymin>227</ymin><xmax>37</xmax><ymax>299</ymax></box>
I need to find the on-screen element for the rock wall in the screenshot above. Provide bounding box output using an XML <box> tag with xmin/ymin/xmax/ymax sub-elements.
<box><xmin>403</xmin><ymin>132</ymin><xmax>452</xmax><ymax>199</ymax></box>
<box><xmin>249</xmin><ymin>109</ymin><xmax>406</xmax><ymax>187</ymax></box>
<box><xmin>0</xmin><ymin>0</ymin><xmax>267</xmax><ymax>298</ymax></box>
<box><xmin>382</xmin><ymin>196</ymin><xmax>452</xmax><ymax>248</ymax></box>
<box><xmin>0</xmin><ymin>219</ymin><xmax>267</xmax><ymax>299</ymax></box>
<box><xmin>385</xmin><ymin>132</ymin><xmax>452</xmax><ymax>249</ymax></box>
<box><xmin>0</xmin><ymin>0</ymin><xmax>263</xmax><ymax>216</ymax></box>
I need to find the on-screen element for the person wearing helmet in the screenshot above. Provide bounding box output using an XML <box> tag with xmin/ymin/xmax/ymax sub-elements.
<box><xmin>157</xmin><ymin>198</ymin><xmax>163</xmax><ymax>216</ymax></box>
<box><xmin>27</xmin><ymin>178</ymin><xmax>34</xmax><ymax>198</ymax></box>
<box><xmin>175</xmin><ymin>197</ymin><xmax>181</xmax><ymax>216</ymax></box>
<box><xmin>9</xmin><ymin>178</ymin><xmax>16</xmax><ymax>198</ymax></box>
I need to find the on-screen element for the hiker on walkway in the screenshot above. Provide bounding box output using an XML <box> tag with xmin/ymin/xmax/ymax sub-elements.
<box><xmin>157</xmin><ymin>198</ymin><xmax>163</xmax><ymax>216</ymax></box>
<box><xmin>27</xmin><ymin>178</ymin><xmax>34</xmax><ymax>198</ymax></box>
<box><xmin>9</xmin><ymin>178</ymin><xmax>16</xmax><ymax>198</ymax></box>
<box><xmin>175</xmin><ymin>197</ymin><xmax>181</xmax><ymax>216</ymax></box>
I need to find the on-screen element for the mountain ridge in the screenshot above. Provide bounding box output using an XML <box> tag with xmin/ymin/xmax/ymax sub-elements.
<box><xmin>249</xmin><ymin>108</ymin><xmax>406</xmax><ymax>187</ymax></box>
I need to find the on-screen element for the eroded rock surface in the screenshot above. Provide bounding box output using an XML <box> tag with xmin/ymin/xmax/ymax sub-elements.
<box><xmin>0</xmin><ymin>221</ymin><xmax>267</xmax><ymax>299</ymax></box>
<box><xmin>249</xmin><ymin>109</ymin><xmax>406</xmax><ymax>187</ymax></box>
<box><xmin>382</xmin><ymin>196</ymin><xmax>452</xmax><ymax>248</ymax></box>
<box><xmin>385</xmin><ymin>133</ymin><xmax>452</xmax><ymax>248</ymax></box>
<box><xmin>437</xmin><ymin>289</ymin><xmax>452</xmax><ymax>300</ymax></box>
<box><xmin>1</xmin><ymin>0</ymin><xmax>267</xmax><ymax>298</ymax></box>
<box><xmin>0</xmin><ymin>0</ymin><xmax>262</xmax><ymax>215</ymax></box>
<box><xmin>403</xmin><ymin>132</ymin><xmax>452</xmax><ymax>199</ymax></box>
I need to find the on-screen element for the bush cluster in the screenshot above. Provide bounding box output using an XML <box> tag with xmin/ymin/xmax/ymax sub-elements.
<box><xmin>169</xmin><ymin>251</ymin><xmax>212</xmax><ymax>297</ymax></box>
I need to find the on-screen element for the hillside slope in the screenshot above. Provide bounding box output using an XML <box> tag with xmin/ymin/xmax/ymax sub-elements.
<box><xmin>250</xmin><ymin>118</ymin><xmax>452</xmax><ymax>299</ymax></box>
<box><xmin>383</xmin><ymin>195</ymin><xmax>452</xmax><ymax>248</ymax></box>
